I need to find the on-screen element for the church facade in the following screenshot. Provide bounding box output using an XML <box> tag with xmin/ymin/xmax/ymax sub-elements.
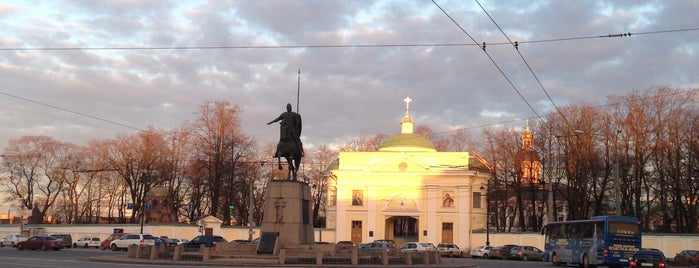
<box><xmin>325</xmin><ymin>98</ymin><xmax>491</xmax><ymax>247</ymax></box>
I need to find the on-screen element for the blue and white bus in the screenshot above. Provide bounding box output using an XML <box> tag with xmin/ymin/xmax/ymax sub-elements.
<box><xmin>542</xmin><ymin>216</ymin><xmax>642</xmax><ymax>268</ymax></box>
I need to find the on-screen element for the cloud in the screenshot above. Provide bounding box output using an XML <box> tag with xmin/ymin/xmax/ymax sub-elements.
<box><xmin>0</xmin><ymin>0</ymin><xmax>697</xmax><ymax>151</ymax></box>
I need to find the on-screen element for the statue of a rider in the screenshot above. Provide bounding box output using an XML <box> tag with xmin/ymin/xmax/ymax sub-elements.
<box><xmin>267</xmin><ymin>104</ymin><xmax>304</xmax><ymax>180</ymax></box>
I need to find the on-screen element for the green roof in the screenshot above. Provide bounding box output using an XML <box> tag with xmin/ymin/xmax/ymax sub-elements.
<box><xmin>379</xmin><ymin>133</ymin><xmax>436</xmax><ymax>152</ymax></box>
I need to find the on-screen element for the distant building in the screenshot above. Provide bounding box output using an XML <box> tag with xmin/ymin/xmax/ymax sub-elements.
<box><xmin>325</xmin><ymin>97</ymin><xmax>491</xmax><ymax>247</ymax></box>
<box><xmin>490</xmin><ymin>122</ymin><xmax>567</xmax><ymax>232</ymax></box>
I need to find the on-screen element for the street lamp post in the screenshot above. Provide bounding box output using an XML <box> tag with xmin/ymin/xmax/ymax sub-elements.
<box><xmin>480</xmin><ymin>181</ymin><xmax>490</xmax><ymax>246</ymax></box>
<box><xmin>248</xmin><ymin>179</ymin><xmax>254</xmax><ymax>241</ymax></box>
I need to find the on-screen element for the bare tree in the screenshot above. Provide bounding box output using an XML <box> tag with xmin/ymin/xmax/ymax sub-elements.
<box><xmin>189</xmin><ymin>100</ymin><xmax>252</xmax><ymax>223</ymax></box>
<box><xmin>103</xmin><ymin>128</ymin><xmax>168</xmax><ymax>223</ymax></box>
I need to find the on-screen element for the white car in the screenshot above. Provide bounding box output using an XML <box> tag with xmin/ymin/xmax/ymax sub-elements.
<box><xmin>74</xmin><ymin>236</ymin><xmax>101</xmax><ymax>248</ymax></box>
<box><xmin>437</xmin><ymin>242</ymin><xmax>464</xmax><ymax>257</ymax></box>
<box><xmin>469</xmin><ymin>245</ymin><xmax>493</xmax><ymax>259</ymax></box>
<box><xmin>400</xmin><ymin>242</ymin><xmax>436</xmax><ymax>254</ymax></box>
<box><xmin>0</xmin><ymin>234</ymin><xmax>28</xmax><ymax>247</ymax></box>
<box><xmin>109</xmin><ymin>234</ymin><xmax>155</xmax><ymax>251</ymax></box>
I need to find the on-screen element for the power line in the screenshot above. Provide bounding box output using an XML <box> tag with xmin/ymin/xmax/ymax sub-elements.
<box><xmin>0</xmin><ymin>90</ymin><xmax>145</xmax><ymax>132</ymax></box>
<box><xmin>432</xmin><ymin>0</ymin><xmax>543</xmax><ymax>121</ymax></box>
<box><xmin>474</xmin><ymin>0</ymin><xmax>572</xmax><ymax>131</ymax></box>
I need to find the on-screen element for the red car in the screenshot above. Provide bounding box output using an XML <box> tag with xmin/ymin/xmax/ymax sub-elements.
<box><xmin>17</xmin><ymin>236</ymin><xmax>65</xmax><ymax>251</ymax></box>
<box><xmin>100</xmin><ymin>233</ymin><xmax>125</xmax><ymax>250</ymax></box>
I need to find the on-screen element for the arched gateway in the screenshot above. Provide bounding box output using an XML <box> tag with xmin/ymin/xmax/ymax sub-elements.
<box><xmin>385</xmin><ymin>216</ymin><xmax>419</xmax><ymax>246</ymax></box>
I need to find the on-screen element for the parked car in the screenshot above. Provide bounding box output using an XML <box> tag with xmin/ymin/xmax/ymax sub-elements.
<box><xmin>168</xmin><ymin>238</ymin><xmax>188</xmax><ymax>246</ymax></box>
<box><xmin>373</xmin><ymin>239</ymin><xmax>397</xmax><ymax>247</ymax></box>
<box><xmin>490</xmin><ymin>244</ymin><xmax>518</xmax><ymax>260</ymax></box>
<box><xmin>336</xmin><ymin>241</ymin><xmax>355</xmax><ymax>251</ymax></box>
<box><xmin>109</xmin><ymin>233</ymin><xmax>155</xmax><ymax>251</ymax></box>
<box><xmin>44</xmin><ymin>234</ymin><xmax>73</xmax><ymax>248</ymax></box>
<box><xmin>469</xmin><ymin>245</ymin><xmax>493</xmax><ymax>259</ymax></box>
<box><xmin>100</xmin><ymin>233</ymin><xmax>125</xmax><ymax>250</ymax></box>
<box><xmin>0</xmin><ymin>234</ymin><xmax>28</xmax><ymax>247</ymax></box>
<box><xmin>509</xmin><ymin>245</ymin><xmax>545</xmax><ymax>261</ymax></box>
<box><xmin>16</xmin><ymin>235</ymin><xmax>65</xmax><ymax>251</ymax></box>
<box><xmin>674</xmin><ymin>249</ymin><xmax>699</xmax><ymax>265</ymax></box>
<box><xmin>74</xmin><ymin>236</ymin><xmax>101</xmax><ymax>248</ymax></box>
<box><xmin>630</xmin><ymin>249</ymin><xmax>667</xmax><ymax>267</ymax></box>
<box><xmin>400</xmin><ymin>242</ymin><xmax>435</xmax><ymax>254</ymax></box>
<box><xmin>358</xmin><ymin>243</ymin><xmax>373</xmax><ymax>250</ymax></box>
<box><xmin>359</xmin><ymin>241</ymin><xmax>397</xmax><ymax>253</ymax></box>
<box><xmin>436</xmin><ymin>242</ymin><xmax>463</xmax><ymax>257</ymax></box>
<box><xmin>154</xmin><ymin>237</ymin><xmax>170</xmax><ymax>247</ymax></box>
<box><xmin>183</xmin><ymin>235</ymin><xmax>227</xmax><ymax>248</ymax></box>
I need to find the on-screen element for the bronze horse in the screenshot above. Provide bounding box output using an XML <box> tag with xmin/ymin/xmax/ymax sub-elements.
<box><xmin>275</xmin><ymin>135</ymin><xmax>302</xmax><ymax>181</ymax></box>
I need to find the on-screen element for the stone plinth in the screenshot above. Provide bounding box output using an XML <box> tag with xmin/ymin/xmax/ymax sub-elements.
<box><xmin>259</xmin><ymin>180</ymin><xmax>314</xmax><ymax>249</ymax></box>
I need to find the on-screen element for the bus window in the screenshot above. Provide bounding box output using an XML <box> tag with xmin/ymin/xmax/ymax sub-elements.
<box><xmin>609</xmin><ymin>222</ymin><xmax>640</xmax><ymax>236</ymax></box>
<box><xmin>595</xmin><ymin>223</ymin><xmax>604</xmax><ymax>238</ymax></box>
<box><xmin>581</xmin><ymin>223</ymin><xmax>594</xmax><ymax>238</ymax></box>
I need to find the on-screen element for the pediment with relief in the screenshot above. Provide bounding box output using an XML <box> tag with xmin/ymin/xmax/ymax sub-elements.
<box><xmin>385</xmin><ymin>194</ymin><xmax>418</xmax><ymax>211</ymax></box>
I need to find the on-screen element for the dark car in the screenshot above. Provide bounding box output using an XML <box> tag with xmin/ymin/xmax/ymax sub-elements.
<box><xmin>490</xmin><ymin>244</ymin><xmax>518</xmax><ymax>260</ymax></box>
<box><xmin>358</xmin><ymin>241</ymin><xmax>397</xmax><ymax>253</ymax></box>
<box><xmin>17</xmin><ymin>236</ymin><xmax>65</xmax><ymax>251</ymax></box>
<box><xmin>509</xmin><ymin>245</ymin><xmax>545</xmax><ymax>261</ymax></box>
<box><xmin>184</xmin><ymin>235</ymin><xmax>227</xmax><ymax>248</ymax></box>
<box><xmin>45</xmin><ymin>234</ymin><xmax>73</xmax><ymax>248</ymax></box>
<box><xmin>674</xmin><ymin>249</ymin><xmax>699</xmax><ymax>265</ymax></box>
<box><xmin>154</xmin><ymin>237</ymin><xmax>170</xmax><ymax>247</ymax></box>
<box><xmin>630</xmin><ymin>249</ymin><xmax>667</xmax><ymax>268</ymax></box>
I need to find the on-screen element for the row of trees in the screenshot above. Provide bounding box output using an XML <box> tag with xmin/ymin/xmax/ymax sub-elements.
<box><xmin>1</xmin><ymin>86</ymin><xmax>697</xmax><ymax>233</ymax></box>
<box><xmin>0</xmin><ymin>101</ymin><xmax>333</xmax><ymax>227</ymax></box>
<box><xmin>481</xmin><ymin>87</ymin><xmax>698</xmax><ymax>233</ymax></box>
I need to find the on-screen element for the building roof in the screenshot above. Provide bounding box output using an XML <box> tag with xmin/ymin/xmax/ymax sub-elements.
<box><xmin>379</xmin><ymin>133</ymin><xmax>436</xmax><ymax>152</ymax></box>
<box><xmin>378</xmin><ymin>97</ymin><xmax>436</xmax><ymax>152</ymax></box>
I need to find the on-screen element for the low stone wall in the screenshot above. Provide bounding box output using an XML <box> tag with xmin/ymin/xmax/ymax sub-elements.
<box><xmin>1</xmin><ymin>224</ymin><xmax>696</xmax><ymax>257</ymax></box>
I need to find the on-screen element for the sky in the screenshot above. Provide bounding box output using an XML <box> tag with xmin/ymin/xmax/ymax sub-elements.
<box><xmin>0</xmin><ymin>0</ymin><xmax>697</xmax><ymax>152</ymax></box>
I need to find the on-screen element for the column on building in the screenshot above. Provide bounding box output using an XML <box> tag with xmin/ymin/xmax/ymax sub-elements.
<box><xmin>457</xmin><ymin>185</ymin><xmax>472</xmax><ymax>246</ymax></box>
<box><xmin>336</xmin><ymin>188</ymin><xmax>348</xmax><ymax>241</ymax></box>
<box><xmin>367</xmin><ymin>187</ymin><xmax>378</xmax><ymax>242</ymax></box>
<box><xmin>425</xmin><ymin>185</ymin><xmax>438</xmax><ymax>243</ymax></box>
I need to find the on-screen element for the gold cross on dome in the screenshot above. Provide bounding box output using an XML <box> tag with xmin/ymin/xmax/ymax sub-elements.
<box><xmin>404</xmin><ymin>97</ymin><xmax>412</xmax><ymax>111</ymax></box>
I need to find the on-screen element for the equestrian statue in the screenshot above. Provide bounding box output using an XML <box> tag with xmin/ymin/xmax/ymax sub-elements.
<box><xmin>267</xmin><ymin>103</ymin><xmax>304</xmax><ymax>181</ymax></box>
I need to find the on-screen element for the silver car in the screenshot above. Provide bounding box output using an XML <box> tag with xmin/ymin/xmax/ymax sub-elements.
<box><xmin>437</xmin><ymin>242</ymin><xmax>463</xmax><ymax>257</ymax></box>
<box><xmin>0</xmin><ymin>234</ymin><xmax>28</xmax><ymax>247</ymax></box>
<box><xmin>469</xmin><ymin>245</ymin><xmax>493</xmax><ymax>259</ymax></box>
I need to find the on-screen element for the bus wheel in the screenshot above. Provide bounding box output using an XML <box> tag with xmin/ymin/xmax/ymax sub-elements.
<box><xmin>551</xmin><ymin>253</ymin><xmax>559</xmax><ymax>266</ymax></box>
<box><xmin>580</xmin><ymin>254</ymin><xmax>589</xmax><ymax>268</ymax></box>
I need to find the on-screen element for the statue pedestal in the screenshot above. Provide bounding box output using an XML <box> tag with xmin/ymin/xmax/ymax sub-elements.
<box><xmin>258</xmin><ymin>180</ymin><xmax>314</xmax><ymax>253</ymax></box>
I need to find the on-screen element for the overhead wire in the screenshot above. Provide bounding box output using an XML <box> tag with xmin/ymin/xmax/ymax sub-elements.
<box><xmin>0</xmin><ymin>90</ymin><xmax>146</xmax><ymax>132</ymax></box>
<box><xmin>473</xmin><ymin>0</ymin><xmax>573</xmax><ymax>131</ymax></box>
<box><xmin>431</xmin><ymin>0</ymin><xmax>543</xmax><ymax>121</ymax></box>
<box><xmin>0</xmin><ymin>28</ymin><xmax>695</xmax><ymax>52</ymax></box>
